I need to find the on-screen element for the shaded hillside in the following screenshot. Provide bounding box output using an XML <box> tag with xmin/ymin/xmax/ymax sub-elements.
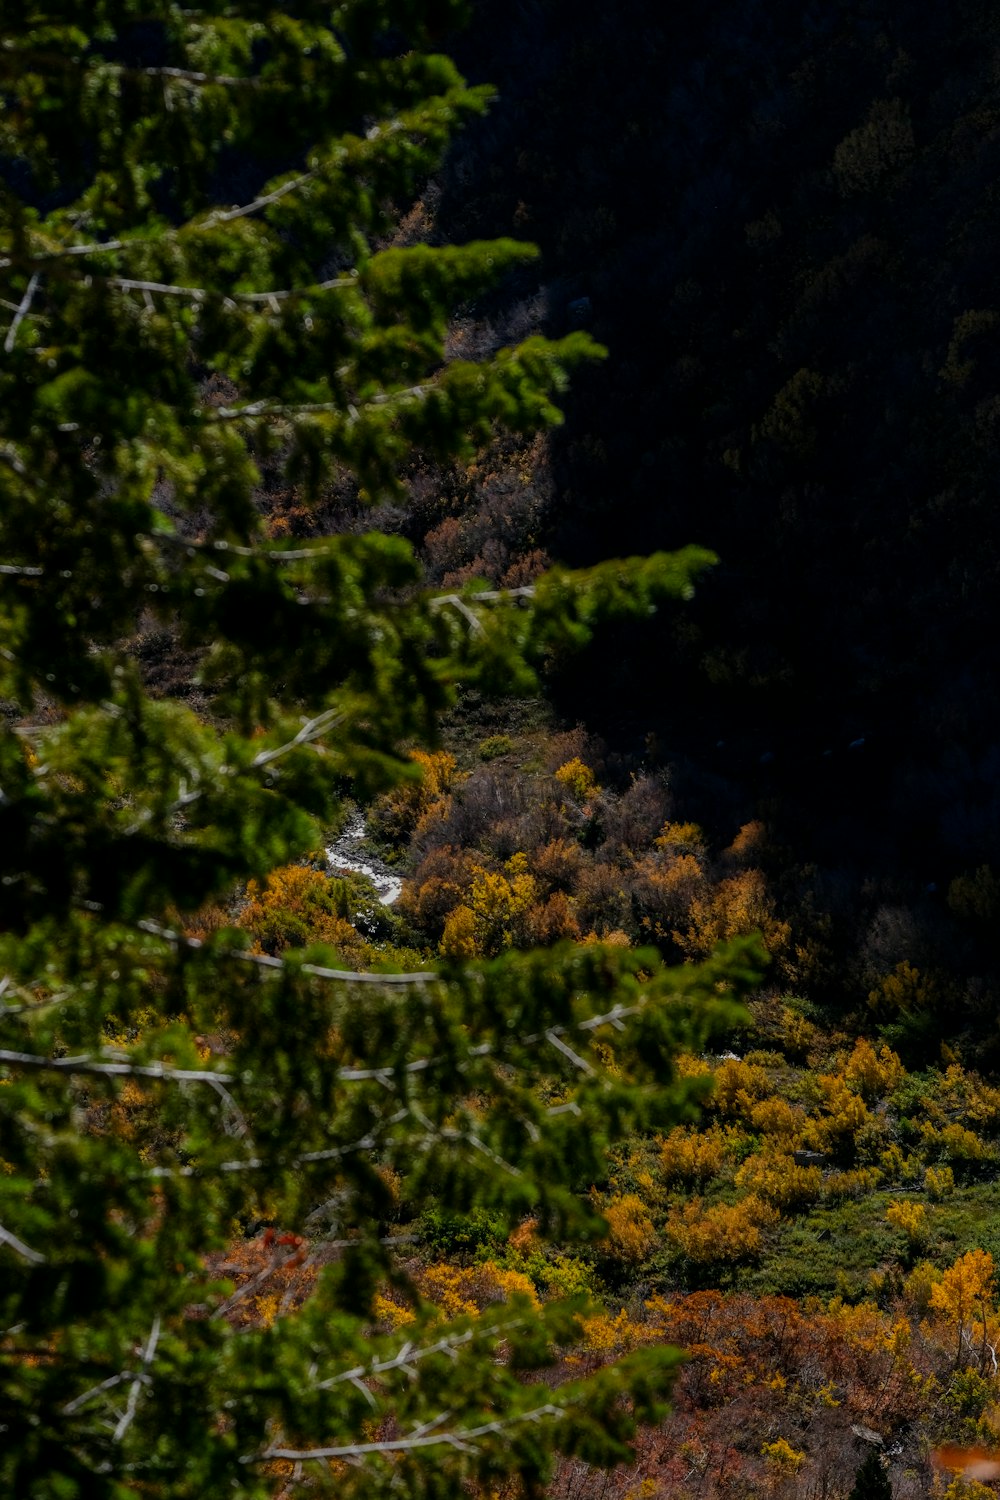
<box><xmin>414</xmin><ymin>0</ymin><xmax>1000</xmax><ymax>1032</ymax></box>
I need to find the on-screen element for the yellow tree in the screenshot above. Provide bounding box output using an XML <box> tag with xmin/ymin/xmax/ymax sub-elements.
<box><xmin>931</xmin><ymin>1250</ymin><xmax>997</xmax><ymax>1369</ymax></box>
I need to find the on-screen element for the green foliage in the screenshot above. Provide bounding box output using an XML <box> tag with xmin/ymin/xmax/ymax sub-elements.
<box><xmin>0</xmin><ymin>6</ymin><xmax>743</xmax><ymax>1496</ymax></box>
<box><xmin>417</xmin><ymin>1206</ymin><xmax>509</xmax><ymax>1260</ymax></box>
<box><xmin>848</xmin><ymin>1449</ymin><xmax>893</xmax><ymax>1500</ymax></box>
<box><xmin>478</xmin><ymin>733</ymin><xmax>514</xmax><ymax>761</ymax></box>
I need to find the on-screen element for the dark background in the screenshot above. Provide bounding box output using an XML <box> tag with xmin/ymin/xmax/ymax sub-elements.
<box><xmin>418</xmin><ymin>0</ymin><xmax>1000</xmax><ymax>1042</ymax></box>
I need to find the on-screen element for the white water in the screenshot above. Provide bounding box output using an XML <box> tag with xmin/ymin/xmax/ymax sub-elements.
<box><xmin>325</xmin><ymin>813</ymin><xmax>403</xmax><ymax>906</ymax></box>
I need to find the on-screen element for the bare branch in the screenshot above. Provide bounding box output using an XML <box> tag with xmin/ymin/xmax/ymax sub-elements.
<box><xmin>257</xmin><ymin>1400</ymin><xmax>566</xmax><ymax>1463</ymax></box>
<box><xmin>208</xmin><ymin>382</ymin><xmax>427</xmax><ymax>424</ymax></box>
<box><xmin>107</xmin><ymin>272</ymin><xmax>354</xmax><ymax>304</ymax></box>
<box><xmin>0</xmin><ymin>444</ymin><xmax>27</xmax><ymax>477</ymax></box>
<box><xmin>62</xmin><ymin>1370</ymin><xmax>132</xmax><ymax>1416</ymax></box>
<box><xmin>315</xmin><ymin>1320</ymin><xmax>518</xmax><ymax>1392</ymax></box>
<box><xmin>144</xmin><ymin>1110</ymin><xmax>411</xmax><ymax>1181</ymax></box>
<box><xmin>136</xmin><ymin>919</ymin><xmax>437</xmax><ymax>987</ymax></box>
<box><xmin>545</xmin><ymin>1029</ymin><xmax>595</xmax><ymax>1075</ymax></box>
<box><xmin>202</xmin><ymin>168</ymin><xmax>319</xmax><ymax>227</ymax></box>
<box><xmin>0</xmin><ymin>1223</ymin><xmax>47</xmax><ymax>1265</ymax></box>
<box><xmin>0</xmin><ymin>240</ymin><xmax>125</xmax><ymax>270</ymax></box>
<box><xmin>428</xmin><ymin>594</ymin><xmax>486</xmax><ymax>636</ymax></box>
<box><xmin>251</xmin><ymin>706</ymin><xmax>345</xmax><ymax>769</ymax></box>
<box><xmin>0</xmin><ymin>1047</ymin><xmax>234</xmax><ymax>1087</ymax></box>
<box><xmin>4</xmin><ymin>272</ymin><xmax>40</xmax><ymax>353</ymax></box>
<box><xmin>141</xmin><ymin>531</ymin><xmax>352</xmax><ymax>564</ymax></box>
<box><xmin>113</xmin><ymin>1316</ymin><xmax>160</xmax><ymax>1442</ymax></box>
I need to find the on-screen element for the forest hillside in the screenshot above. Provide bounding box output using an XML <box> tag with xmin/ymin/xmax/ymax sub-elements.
<box><xmin>4</xmin><ymin>3</ymin><xmax>1000</xmax><ymax>1498</ymax></box>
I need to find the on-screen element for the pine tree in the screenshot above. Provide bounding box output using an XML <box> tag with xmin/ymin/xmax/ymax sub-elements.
<box><xmin>848</xmin><ymin>1448</ymin><xmax>893</xmax><ymax>1500</ymax></box>
<box><xmin>0</xmin><ymin>5</ymin><xmax>754</xmax><ymax>1495</ymax></box>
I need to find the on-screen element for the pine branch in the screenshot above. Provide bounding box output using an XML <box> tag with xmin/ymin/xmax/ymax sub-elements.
<box><xmin>106</xmin><ymin>273</ymin><xmax>355</xmax><ymax>304</ymax></box>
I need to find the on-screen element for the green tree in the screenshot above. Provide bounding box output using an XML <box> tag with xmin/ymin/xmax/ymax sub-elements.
<box><xmin>0</xmin><ymin>5</ymin><xmax>749</xmax><ymax>1496</ymax></box>
<box><xmin>848</xmin><ymin>1449</ymin><xmax>893</xmax><ymax>1500</ymax></box>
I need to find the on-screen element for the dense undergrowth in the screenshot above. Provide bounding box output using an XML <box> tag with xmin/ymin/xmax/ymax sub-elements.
<box><xmin>185</xmin><ymin>723</ymin><xmax>1000</xmax><ymax>1498</ymax></box>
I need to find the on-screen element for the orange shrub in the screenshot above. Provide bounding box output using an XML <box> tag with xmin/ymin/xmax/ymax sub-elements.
<box><xmin>675</xmin><ymin>869</ymin><xmax>791</xmax><ymax>964</ymax></box>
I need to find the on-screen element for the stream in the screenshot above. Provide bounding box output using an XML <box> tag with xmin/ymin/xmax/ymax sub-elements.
<box><xmin>325</xmin><ymin>812</ymin><xmax>403</xmax><ymax>906</ymax></box>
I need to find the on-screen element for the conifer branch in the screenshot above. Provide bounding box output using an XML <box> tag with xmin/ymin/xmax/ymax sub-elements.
<box><xmin>202</xmin><ymin>169</ymin><xmax>319</xmax><ymax>226</ymax></box>
<box><xmin>107</xmin><ymin>273</ymin><xmax>354</xmax><ymax>304</ymax></box>
<box><xmin>0</xmin><ymin>165</ymin><xmax>319</xmax><ymax>271</ymax></box>
<box><xmin>142</xmin><ymin>532</ymin><xmax>346</xmax><ymax>563</ymax></box>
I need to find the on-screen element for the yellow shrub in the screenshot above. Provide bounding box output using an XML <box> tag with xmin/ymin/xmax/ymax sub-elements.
<box><xmin>939</xmin><ymin>1123</ymin><xmax>993</xmax><ymax>1166</ymax></box>
<box><xmin>676</xmin><ymin>869</ymin><xmax>791</xmax><ymax>963</ymax></box>
<box><xmin>374</xmin><ymin>748</ymin><xmax>459</xmax><ymax>841</ymax></box>
<box><xmin>373</xmin><ymin>1292</ymin><xmax>417</xmax><ymax>1329</ymax></box>
<box><xmin>761</xmin><ymin>1438</ymin><xmax>806</xmax><ymax>1474</ymax></box>
<box><xmin>869</xmin><ymin>959</ymin><xmax>937</xmax><ymax>1014</ymax></box>
<box><xmin>901</xmin><ymin>1260</ymin><xmax>942</xmax><ymax>1316</ymax></box>
<box><xmin>886</xmin><ymin>1199</ymin><xmax>928</xmax><ymax>1247</ymax></box>
<box><xmin>735</xmin><ymin>1152</ymin><xmax>823</xmax><ymax>1212</ymax></box>
<box><xmin>747</xmin><ymin>1096</ymin><xmax>807</xmax><ymax>1143</ymax></box>
<box><xmin>712</xmin><ymin>1058</ymin><xmax>772</xmax><ymax>1118</ymax></box>
<box><xmin>600</xmin><ymin>1194</ymin><xmax>657</xmax><ymax>1263</ymax></box>
<box><xmin>654</xmin><ymin>820</ymin><xmax>706</xmax><ymax>856</ymax></box>
<box><xmin>812</xmin><ymin>1073</ymin><xmax>871</xmax><ymax>1149</ymax></box>
<box><xmin>439</xmin><ymin>903</ymin><xmax>479</xmax><ymax>960</ymax></box>
<box><xmin>666</xmin><ymin>1195</ymin><xmax>779</xmax><ymax>1265</ymax></box>
<box><xmin>941</xmin><ymin>1479</ymin><xmax>998</xmax><ymax>1500</ymax></box>
<box><xmin>554</xmin><ymin>757</ymin><xmax>599</xmax><ymax>802</ymax></box>
<box><xmin>843</xmin><ymin>1038</ymin><xmax>906</xmax><ymax>1100</ymax></box>
<box><xmin>674</xmin><ymin>1052</ymin><xmax>713</xmax><ymax>1083</ymax></box>
<box><xmin>580</xmin><ymin>1308</ymin><xmax>658</xmax><ymax>1354</ymax></box>
<box><xmin>659</xmin><ymin>1126</ymin><xmax>726</xmax><ymax>1186</ymax></box>
<box><xmin>880</xmin><ymin>1144</ymin><xmax>922</xmax><ymax>1183</ymax></box>
<box><xmin>418</xmin><ymin>1260</ymin><xmax>540</xmax><ymax>1318</ymax></box>
<box><xmin>926</xmin><ymin>1165</ymin><xmax>956</xmax><ymax>1200</ymax></box>
<box><xmin>821</xmin><ymin>1167</ymin><xmax>883</xmax><ymax>1203</ymax></box>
